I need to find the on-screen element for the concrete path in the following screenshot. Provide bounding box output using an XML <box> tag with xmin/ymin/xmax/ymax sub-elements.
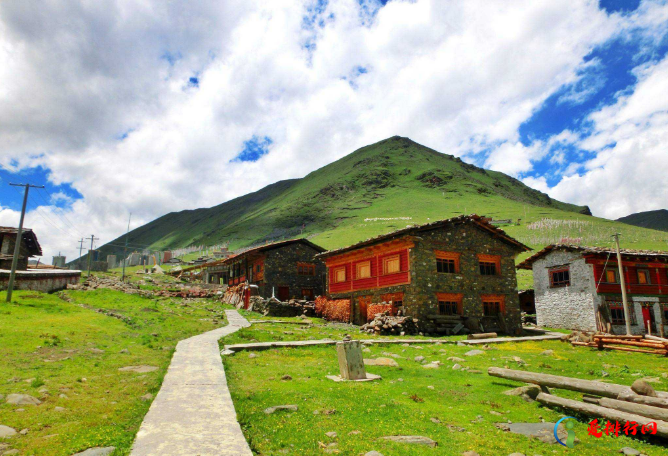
<box><xmin>130</xmin><ymin>310</ymin><xmax>252</xmax><ymax>456</ymax></box>
<box><xmin>223</xmin><ymin>333</ymin><xmax>565</xmax><ymax>352</ymax></box>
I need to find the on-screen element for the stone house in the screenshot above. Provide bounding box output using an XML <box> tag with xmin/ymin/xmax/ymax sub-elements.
<box><xmin>517</xmin><ymin>244</ymin><xmax>668</xmax><ymax>335</ymax></box>
<box><xmin>0</xmin><ymin>227</ymin><xmax>42</xmax><ymax>270</ymax></box>
<box><xmin>212</xmin><ymin>239</ymin><xmax>326</xmax><ymax>302</ymax></box>
<box><xmin>317</xmin><ymin>215</ymin><xmax>530</xmax><ymax>334</ymax></box>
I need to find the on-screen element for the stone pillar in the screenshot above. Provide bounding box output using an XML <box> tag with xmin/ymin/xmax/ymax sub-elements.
<box><xmin>336</xmin><ymin>340</ymin><xmax>366</xmax><ymax>380</ymax></box>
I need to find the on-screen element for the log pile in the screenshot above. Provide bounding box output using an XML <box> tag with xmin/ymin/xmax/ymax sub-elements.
<box><xmin>367</xmin><ymin>303</ymin><xmax>397</xmax><ymax>322</ymax></box>
<box><xmin>489</xmin><ymin>367</ymin><xmax>668</xmax><ymax>439</ymax></box>
<box><xmin>569</xmin><ymin>332</ymin><xmax>668</xmax><ymax>356</ymax></box>
<box><xmin>426</xmin><ymin>314</ymin><xmax>469</xmax><ymax>335</ymax></box>
<box><xmin>360</xmin><ymin>311</ymin><xmax>419</xmax><ymax>336</ymax></box>
<box><xmin>222</xmin><ymin>284</ymin><xmax>245</xmax><ymax>307</ymax></box>
<box><xmin>314</xmin><ymin>296</ymin><xmax>351</xmax><ymax>323</ymax></box>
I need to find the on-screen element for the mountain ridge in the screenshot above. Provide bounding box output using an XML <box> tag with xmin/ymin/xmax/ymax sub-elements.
<box><xmin>617</xmin><ymin>209</ymin><xmax>668</xmax><ymax>232</ymax></box>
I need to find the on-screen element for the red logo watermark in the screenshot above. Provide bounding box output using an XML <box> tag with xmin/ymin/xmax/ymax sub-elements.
<box><xmin>588</xmin><ymin>419</ymin><xmax>657</xmax><ymax>438</ymax></box>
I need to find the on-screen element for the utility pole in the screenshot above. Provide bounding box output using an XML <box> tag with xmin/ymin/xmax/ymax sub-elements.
<box><xmin>5</xmin><ymin>183</ymin><xmax>45</xmax><ymax>302</ymax></box>
<box><xmin>85</xmin><ymin>235</ymin><xmax>97</xmax><ymax>278</ymax></box>
<box><xmin>613</xmin><ymin>233</ymin><xmax>632</xmax><ymax>336</ymax></box>
<box><xmin>77</xmin><ymin>238</ymin><xmax>84</xmax><ymax>269</ymax></box>
<box><xmin>121</xmin><ymin>213</ymin><xmax>132</xmax><ymax>283</ymax></box>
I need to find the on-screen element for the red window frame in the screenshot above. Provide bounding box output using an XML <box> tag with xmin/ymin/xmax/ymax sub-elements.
<box><xmin>356</xmin><ymin>260</ymin><xmax>372</xmax><ymax>279</ymax></box>
<box><xmin>435</xmin><ymin>251</ymin><xmax>460</xmax><ymax>274</ymax></box>
<box><xmin>482</xmin><ymin>294</ymin><xmax>505</xmax><ymax>316</ymax></box>
<box><xmin>478</xmin><ymin>254</ymin><xmax>501</xmax><ymax>276</ymax></box>
<box><xmin>437</xmin><ymin>292</ymin><xmax>463</xmax><ymax>315</ymax></box>
<box><xmin>382</xmin><ymin>254</ymin><xmax>401</xmax><ymax>275</ymax></box>
<box><xmin>549</xmin><ymin>267</ymin><xmax>571</xmax><ymax>288</ymax></box>
<box><xmin>333</xmin><ymin>266</ymin><xmax>346</xmax><ymax>283</ymax></box>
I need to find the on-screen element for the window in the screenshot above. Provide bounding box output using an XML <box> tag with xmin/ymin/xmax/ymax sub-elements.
<box><xmin>356</xmin><ymin>261</ymin><xmax>371</xmax><ymax>279</ymax></box>
<box><xmin>383</xmin><ymin>255</ymin><xmax>401</xmax><ymax>274</ymax></box>
<box><xmin>478</xmin><ymin>254</ymin><xmax>500</xmax><ymax>276</ymax></box>
<box><xmin>608</xmin><ymin>301</ymin><xmax>637</xmax><ymax>325</ymax></box>
<box><xmin>381</xmin><ymin>292</ymin><xmax>404</xmax><ymax>307</ymax></box>
<box><xmin>437</xmin><ymin>293</ymin><xmax>462</xmax><ymax>315</ymax></box>
<box><xmin>550</xmin><ymin>268</ymin><xmax>570</xmax><ymax>287</ymax></box>
<box><xmin>482</xmin><ymin>295</ymin><xmax>505</xmax><ymax>317</ymax></box>
<box><xmin>301</xmin><ymin>288</ymin><xmax>314</xmax><ymax>300</ymax></box>
<box><xmin>637</xmin><ymin>269</ymin><xmax>651</xmax><ymax>285</ymax></box>
<box><xmin>435</xmin><ymin>251</ymin><xmax>460</xmax><ymax>273</ymax></box>
<box><xmin>297</xmin><ymin>263</ymin><xmax>315</xmax><ymax>276</ymax></box>
<box><xmin>604</xmin><ymin>268</ymin><xmax>619</xmax><ymax>283</ymax></box>
<box><xmin>333</xmin><ymin>267</ymin><xmax>346</xmax><ymax>283</ymax></box>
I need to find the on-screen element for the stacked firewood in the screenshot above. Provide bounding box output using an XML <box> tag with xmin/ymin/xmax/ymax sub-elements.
<box><xmin>360</xmin><ymin>311</ymin><xmax>419</xmax><ymax>336</ymax></box>
<box><xmin>570</xmin><ymin>333</ymin><xmax>668</xmax><ymax>356</ymax></box>
<box><xmin>222</xmin><ymin>284</ymin><xmax>245</xmax><ymax>307</ymax></box>
<box><xmin>489</xmin><ymin>367</ymin><xmax>668</xmax><ymax>438</ymax></box>
<box><xmin>314</xmin><ymin>296</ymin><xmax>351</xmax><ymax>323</ymax></box>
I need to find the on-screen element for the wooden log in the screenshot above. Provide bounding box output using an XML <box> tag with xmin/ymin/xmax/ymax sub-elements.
<box><xmin>597</xmin><ymin>338</ymin><xmax>666</xmax><ymax>349</ymax></box>
<box><xmin>583</xmin><ymin>396</ymin><xmax>668</xmax><ymax>421</ymax></box>
<box><xmin>467</xmin><ymin>332</ymin><xmax>498</xmax><ymax>340</ymax></box>
<box><xmin>488</xmin><ymin>367</ymin><xmax>668</xmax><ymax>399</ymax></box>
<box><xmin>646</xmin><ymin>334</ymin><xmax>668</xmax><ymax>343</ymax></box>
<box><xmin>617</xmin><ymin>391</ymin><xmax>668</xmax><ymax>409</ymax></box>
<box><xmin>537</xmin><ymin>393</ymin><xmax>668</xmax><ymax>438</ymax></box>
<box><xmin>594</xmin><ymin>334</ymin><xmax>644</xmax><ymax>340</ymax></box>
<box><xmin>601</xmin><ymin>345</ymin><xmax>667</xmax><ymax>355</ymax></box>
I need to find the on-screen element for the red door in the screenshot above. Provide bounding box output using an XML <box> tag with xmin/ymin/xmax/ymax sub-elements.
<box><xmin>642</xmin><ymin>306</ymin><xmax>653</xmax><ymax>333</ymax></box>
<box><xmin>277</xmin><ymin>286</ymin><xmax>290</xmax><ymax>302</ymax></box>
<box><xmin>244</xmin><ymin>287</ymin><xmax>251</xmax><ymax>309</ymax></box>
<box><xmin>357</xmin><ymin>296</ymin><xmax>372</xmax><ymax>324</ymax></box>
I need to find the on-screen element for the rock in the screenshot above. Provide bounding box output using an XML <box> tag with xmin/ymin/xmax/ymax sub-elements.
<box><xmin>364</xmin><ymin>358</ymin><xmax>399</xmax><ymax>367</ymax></box>
<box><xmin>641</xmin><ymin>377</ymin><xmax>660</xmax><ymax>383</ymax></box>
<box><xmin>3</xmin><ymin>450</ymin><xmax>19</xmax><ymax>455</ymax></box>
<box><xmin>631</xmin><ymin>379</ymin><xmax>657</xmax><ymax>397</ymax></box>
<box><xmin>59</xmin><ymin>394</ymin><xmax>68</xmax><ymax>399</ymax></box>
<box><xmin>264</xmin><ymin>405</ymin><xmax>298</xmax><ymax>414</ymax></box>
<box><xmin>0</xmin><ymin>426</ymin><xmax>17</xmax><ymax>439</ymax></box>
<box><xmin>380</xmin><ymin>436</ymin><xmax>437</xmax><ymax>447</ymax></box>
<box><xmin>508</xmin><ymin>453</ymin><xmax>526</xmax><ymax>456</ymax></box>
<box><xmin>364</xmin><ymin>452</ymin><xmax>384</xmax><ymax>456</ymax></box>
<box><xmin>281</xmin><ymin>375</ymin><xmax>292</xmax><ymax>381</ymax></box>
<box><xmin>248</xmin><ymin>353</ymin><xmax>258</xmax><ymax>359</ymax></box>
<box><xmin>90</xmin><ymin>348</ymin><xmax>105</xmax><ymax>354</ymax></box>
<box><xmin>71</xmin><ymin>447</ymin><xmax>116</xmax><ymax>456</ymax></box>
<box><xmin>452</xmin><ymin>364</ymin><xmax>462</xmax><ymax>370</ymax></box>
<box><xmin>423</xmin><ymin>362</ymin><xmax>440</xmax><ymax>369</ymax></box>
<box><xmin>414</xmin><ymin>356</ymin><xmax>426</xmax><ymax>363</ymax></box>
<box><xmin>447</xmin><ymin>357</ymin><xmax>465</xmax><ymax>362</ymax></box>
<box><xmin>140</xmin><ymin>394</ymin><xmax>153</xmax><ymax>401</ymax></box>
<box><xmin>503</xmin><ymin>385</ymin><xmax>541</xmax><ymax>402</ymax></box>
<box><xmin>540</xmin><ymin>350</ymin><xmax>554</xmax><ymax>356</ymax></box>
<box><xmin>512</xmin><ymin>356</ymin><xmax>526</xmax><ymax>365</ymax></box>
<box><xmin>619</xmin><ymin>448</ymin><xmax>640</xmax><ymax>455</ymax></box>
<box><xmin>461</xmin><ymin>452</ymin><xmax>480</xmax><ymax>456</ymax></box>
<box><xmin>348</xmin><ymin>430</ymin><xmax>361</xmax><ymax>435</ymax></box>
<box><xmin>325</xmin><ymin>432</ymin><xmax>337</xmax><ymax>438</ymax></box>
<box><xmin>118</xmin><ymin>365</ymin><xmax>158</xmax><ymax>373</ymax></box>
<box><xmin>18</xmin><ymin>430</ymin><xmax>27</xmax><ymax>436</ymax></box>
<box><xmin>362</xmin><ymin>348</ymin><xmax>371</xmax><ymax>353</ymax></box>
<box><xmin>495</xmin><ymin>422</ymin><xmax>580</xmax><ymax>445</ymax></box>
<box><xmin>6</xmin><ymin>394</ymin><xmax>41</xmax><ymax>406</ymax></box>
<box><xmin>430</xmin><ymin>417</ymin><xmax>440</xmax><ymax>423</ymax></box>
<box><xmin>54</xmin><ymin>406</ymin><xmax>66</xmax><ymax>412</ymax></box>
<box><xmin>120</xmin><ymin>349</ymin><xmax>129</xmax><ymax>354</ymax></box>
<box><xmin>465</xmin><ymin>350</ymin><xmax>484</xmax><ymax>356</ymax></box>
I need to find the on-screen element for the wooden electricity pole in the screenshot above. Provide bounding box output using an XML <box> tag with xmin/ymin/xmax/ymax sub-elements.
<box><xmin>86</xmin><ymin>234</ymin><xmax>97</xmax><ymax>278</ymax></box>
<box><xmin>5</xmin><ymin>183</ymin><xmax>45</xmax><ymax>303</ymax></box>
<box><xmin>613</xmin><ymin>233</ymin><xmax>632</xmax><ymax>336</ymax></box>
<box><xmin>77</xmin><ymin>238</ymin><xmax>84</xmax><ymax>268</ymax></box>
<box><xmin>121</xmin><ymin>213</ymin><xmax>131</xmax><ymax>283</ymax></box>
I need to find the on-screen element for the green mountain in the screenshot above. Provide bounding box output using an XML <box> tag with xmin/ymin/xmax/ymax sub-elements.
<box><xmin>617</xmin><ymin>209</ymin><xmax>668</xmax><ymax>232</ymax></box>
<box><xmin>97</xmin><ymin>136</ymin><xmax>668</xmax><ymax>262</ymax></box>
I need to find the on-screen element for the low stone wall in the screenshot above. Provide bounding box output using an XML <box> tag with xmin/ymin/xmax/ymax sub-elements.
<box><xmin>0</xmin><ymin>269</ymin><xmax>81</xmax><ymax>293</ymax></box>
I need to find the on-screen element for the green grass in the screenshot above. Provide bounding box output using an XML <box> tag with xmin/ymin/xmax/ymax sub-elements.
<box><xmin>96</xmin><ymin>136</ymin><xmax>668</xmax><ymax>265</ymax></box>
<box><xmin>223</xmin><ymin>336</ymin><xmax>668</xmax><ymax>455</ymax></box>
<box><xmin>0</xmin><ymin>289</ymin><xmax>226</xmax><ymax>456</ymax></box>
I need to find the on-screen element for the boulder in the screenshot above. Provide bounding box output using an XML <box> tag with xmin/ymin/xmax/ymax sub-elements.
<box><xmin>6</xmin><ymin>394</ymin><xmax>41</xmax><ymax>406</ymax></box>
<box><xmin>264</xmin><ymin>405</ymin><xmax>298</xmax><ymax>414</ymax></box>
<box><xmin>631</xmin><ymin>379</ymin><xmax>657</xmax><ymax>397</ymax></box>
<box><xmin>464</xmin><ymin>350</ymin><xmax>484</xmax><ymax>356</ymax></box>
<box><xmin>0</xmin><ymin>426</ymin><xmax>17</xmax><ymax>439</ymax></box>
<box><xmin>502</xmin><ymin>385</ymin><xmax>541</xmax><ymax>402</ymax></box>
<box><xmin>71</xmin><ymin>447</ymin><xmax>116</xmax><ymax>456</ymax></box>
<box><xmin>380</xmin><ymin>436</ymin><xmax>437</xmax><ymax>447</ymax></box>
<box><xmin>118</xmin><ymin>365</ymin><xmax>158</xmax><ymax>373</ymax></box>
<box><xmin>364</xmin><ymin>358</ymin><xmax>399</xmax><ymax>367</ymax></box>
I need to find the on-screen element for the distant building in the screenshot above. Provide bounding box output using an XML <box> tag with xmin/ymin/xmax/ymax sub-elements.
<box><xmin>0</xmin><ymin>227</ymin><xmax>42</xmax><ymax>270</ymax></box>
<box><xmin>163</xmin><ymin>251</ymin><xmax>172</xmax><ymax>263</ymax></box>
<box><xmin>317</xmin><ymin>215</ymin><xmax>529</xmax><ymax>333</ymax></box>
<box><xmin>52</xmin><ymin>254</ymin><xmax>67</xmax><ymax>268</ymax></box>
<box><xmin>127</xmin><ymin>252</ymin><xmax>142</xmax><ymax>266</ymax></box>
<box><xmin>518</xmin><ymin>244</ymin><xmax>668</xmax><ymax>335</ymax></box>
<box><xmin>107</xmin><ymin>255</ymin><xmax>117</xmax><ymax>269</ymax></box>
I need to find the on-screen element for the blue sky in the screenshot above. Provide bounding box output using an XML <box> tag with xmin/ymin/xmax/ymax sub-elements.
<box><xmin>1</xmin><ymin>0</ymin><xmax>667</xmax><ymax>260</ymax></box>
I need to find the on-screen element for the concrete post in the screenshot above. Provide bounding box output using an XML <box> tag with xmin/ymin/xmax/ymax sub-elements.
<box><xmin>336</xmin><ymin>340</ymin><xmax>366</xmax><ymax>380</ymax></box>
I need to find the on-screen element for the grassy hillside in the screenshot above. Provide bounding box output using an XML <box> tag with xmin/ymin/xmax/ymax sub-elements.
<box><xmin>617</xmin><ymin>209</ymin><xmax>668</xmax><ymax>232</ymax></box>
<box><xmin>98</xmin><ymin>136</ymin><xmax>668</xmax><ymax>261</ymax></box>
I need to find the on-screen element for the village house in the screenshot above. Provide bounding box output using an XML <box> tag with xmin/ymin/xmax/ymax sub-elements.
<box><xmin>207</xmin><ymin>239</ymin><xmax>326</xmax><ymax>301</ymax></box>
<box><xmin>517</xmin><ymin>244</ymin><xmax>668</xmax><ymax>335</ymax></box>
<box><xmin>316</xmin><ymin>215</ymin><xmax>530</xmax><ymax>334</ymax></box>
<box><xmin>0</xmin><ymin>227</ymin><xmax>81</xmax><ymax>292</ymax></box>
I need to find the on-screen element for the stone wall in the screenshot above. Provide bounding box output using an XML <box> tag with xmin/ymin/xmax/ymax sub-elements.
<box><xmin>260</xmin><ymin>243</ymin><xmax>326</xmax><ymax>299</ymax></box>
<box><xmin>533</xmin><ymin>251</ymin><xmax>599</xmax><ymax>331</ymax></box>
<box><xmin>0</xmin><ymin>270</ymin><xmax>81</xmax><ymax>293</ymax></box>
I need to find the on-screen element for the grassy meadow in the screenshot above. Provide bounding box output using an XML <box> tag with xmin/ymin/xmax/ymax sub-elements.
<box><xmin>0</xmin><ymin>289</ymin><xmax>225</xmax><ymax>456</ymax></box>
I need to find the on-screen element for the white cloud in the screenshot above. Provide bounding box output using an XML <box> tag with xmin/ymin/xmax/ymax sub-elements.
<box><xmin>548</xmin><ymin>55</ymin><xmax>668</xmax><ymax>219</ymax></box>
<box><xmin>0</xmin><ymin>0</ymin><xmax>660</xmax><ymax>260</ymax></box>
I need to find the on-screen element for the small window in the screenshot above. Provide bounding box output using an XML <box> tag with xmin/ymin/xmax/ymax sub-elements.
<box><xmin>550</xmin><ymin>268</ymin><xmax>570</xmax><ymax>287</ymax></box>
<box><xmin>381</xmin><ymin>292</ymin><xmax>404</xmax><ymax>307</ymax></box>
<box><xmin>356</xmin><ymin>261</ymin><xmax>371</xmax><ymax>279</ymax></box>
<box><xmin>298</xmin><ymin>263</ymin><xmax>315</xmax><ymax>276</ymax></box>
<box><xmin>479</xmin><ymin>261</ymin><xmax>497</xmax><ymax>276</ymax></box>
<box><xmin>604</xmin><ymin>268</ymin><xmax>619</xmax><ymax>283</ymax></box>
<box><xmin>256</xmin><ymin>264</ymin><xmax>262</xmax><ymax>273</ymax></box>
<box><xmin>482</xmin><ymin>295</ymin><xmax>505</xmax><ymax>317</ymax></box>
<box><xmin>383</xmin><ymin>255</ymin><xmax>401</xmax><ymax>274</ymax></box>
<box><xmin>333</xmin><ymin>267</ymin><xmax>346</xmax><ymax>283</ymax></box>
<box><xmin>438</xmin><ymin>301</ymin><xmax>459</xmax><ymax>315</ymax></box>
<box><xmin>608</xmin><ymin>301</ymin><xmax>637</xmax><ymax>325</ymax></box>
<box><xmin>637</xmin><ymin>269</ymin><xmax>651</xmax><ymax>285</ymax></box>
<box><xmin>437</xmin><ymin>258</ymin><xmax>457</xmax><ymax>273</ymax></box>
<box><xmin>301</xmin><ymin>288</ymin><xmax>314</xmax><ymax>300</ymax></box>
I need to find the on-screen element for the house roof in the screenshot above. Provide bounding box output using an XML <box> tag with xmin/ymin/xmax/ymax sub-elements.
<box><xmin>516</xmin><ymin>244</ymin><xmax>668</xmax><ymax>270</ymax></box>
<box><xmin>216</xmin><ymin>238</ymin><xmax>326</xmax><ymax>266</ymax></box>
<box><xmin>317</xmin><ymin>214</ymin><xmax>530</xmax><ymax>259</ymax></box>
<box><xmin>0</xmin><ymin>227</ymin><xmax>42</xmax><ymax>256</ymax></box>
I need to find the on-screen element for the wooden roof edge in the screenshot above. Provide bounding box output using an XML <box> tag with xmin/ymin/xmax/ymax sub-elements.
<box><xmin>516</xmin><ymin>244</ymin><xmax>668</xmax><ymax>270</ymax></box>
